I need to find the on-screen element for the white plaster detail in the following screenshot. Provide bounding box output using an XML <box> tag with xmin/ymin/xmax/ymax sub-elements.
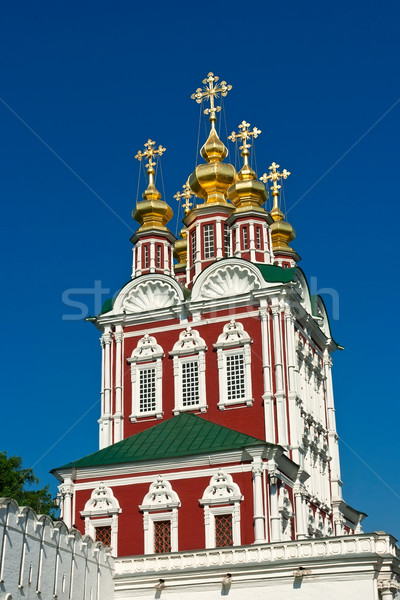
<box><xmin>81</xmin><ymin>483</ymin><xmax>121</xmax><ymax>556</ymax></box>
<box><xmin>191</xmin><ymin>260</ymin><xmax>263</xmax><ymax>302</ymax></box>
<box><xmin>112</xmin><ymin>274</ymin><xmax>184</xmax><ymax>315</ymax></box>
<box><xmin>199</xmin><ymin>470</ymin><xmax>243</xmax><ymax>548</ymax></box>
<box><xmin>278</xmin><ymin>486</ymin><xmax>294</xmax><ymax>541</ymax></box>
<box><xmin>140</xmin><ymin>476</ymin><xmax>180</xmax><ymax>554</ymax></box>
<box><xmin>170</xmin><ymin>328</ymin><xmax>207</xmax><ymax>414</ymax></box>
<box><xmin>127</xmin><ymin>334</ymin><xmax>164</xmax><ymax>421</ymax></box>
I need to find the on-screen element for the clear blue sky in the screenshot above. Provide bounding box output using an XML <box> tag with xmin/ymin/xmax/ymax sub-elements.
<box><xmin>1</xmin><ymin>1</ymin><xmax>399</xmax><ymax>538</ymax></box>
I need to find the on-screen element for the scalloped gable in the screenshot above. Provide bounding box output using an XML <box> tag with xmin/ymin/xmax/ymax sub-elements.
<box><xmin>53</xmin><ymin>413</ymin><xmax>275</xmax><ymax>471</ymax></box>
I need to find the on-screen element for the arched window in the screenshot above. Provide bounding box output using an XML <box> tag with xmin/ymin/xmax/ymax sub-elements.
<box><xmin>81</xmin><ymin>483</ymin><xmax>121</xmax><ymax>555</ymax></box>
<box><xmin>199</xmin><ymin>470</ymin><xmax>243</xmax><ymax>548</ymax></box>
<box><xmin>127</xmin><ymin>334</ymin><xmax>164</xmax><ymax>422</ymax></box>
<box><xmin>170</xmin><ymin>327</ymin><xmax>207</xmax><ymax>414</ymax></box>
<box><xmin>214</xmin><ymin>320</ymin><xmax>253</xmax><ymax>410</ymax></box>
<box><xmin>140</xmin><ymin>475</ymin><xmax>180</xmax><ymax>554</ymax></box>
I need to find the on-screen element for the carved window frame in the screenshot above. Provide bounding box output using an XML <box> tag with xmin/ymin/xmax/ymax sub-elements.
<box><xmin>170</xmin><ymin>328</ymin><xmax>207</xmax><ymax>414</ymax></box>
<box><xmin>127</xmin><ymin>334</ymin><xmax>164</xmax><ymax>422</ymax></box>
<box><xmin>80</xmin><ymin>483</ymin><xmax>121</xmax><ymax>555</ymax></box>
<box><xmin>214</xmin><ymin>320</ymin><xmax>253</xmax><ymax>410</ymax></box>
<box><xmin>140</xmin><ymin>476</ymin><xmax>180</xmax><ymax>554</ymax></box>
<box><xmin>199</xmin><ymin>470</ymin><xmax>243</xmax><ymax>549</ymax></box>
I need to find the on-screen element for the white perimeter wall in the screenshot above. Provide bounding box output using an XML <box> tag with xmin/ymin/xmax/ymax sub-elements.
<box><xmin>0</xmin><ymin>498</ymin><xmax>114</xmax><ymax>600</ymax></box>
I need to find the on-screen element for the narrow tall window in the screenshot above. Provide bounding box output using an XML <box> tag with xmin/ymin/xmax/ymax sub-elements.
<box><xmin>224</xmin><ymin>225</ymin><xmax>230</xmax><ymax>257</ymax></box>
<box><xmin>95</xmin><ymin>526</ymin><xmax>112</xmax><ymax>547</ymax></box>
<box><xmin>215</xmin><ymin>514</ymin><xmax>233</xmax><ymax>548</ymax></box>
<box><xmin>154</xmin><ymin>521</ymin><xmax>171</xmax><ymax>553</ymax></box>
<box><xmin>191</xmin><ymin>230</ymin><xmax>196</xmax><ymax>264</ymax></box>
<box><xmin>144</xmin><ymin>245</ymin><xmax>149</xmax><ymax>268</ymax></box>
<box><xmin>156</xmin><ymin>245</ymin><xmax>162</xmax><ymax>268</ymax></box>
<box><xmin>182</xmin><ymin>359</ymin><xmax>199</xmax><ymax>406</ymax></box>
<box><xmin>256</xmin><ymin>227</ymin><xmax>262</xmax><ymax>249</ymax></box>
<box><xmin>243</xmin><ymin>227</ymin><xmax>248</xmax><ymax>249</ymax></box>
<box><xmin>204</xmin><ymin>224</ymin><xmax>214</xmax><ymax>259</ymax></box>
<box><xmin>139</xmin><ymin>367</ymin><xmax>156</xmax><ymax>413</ymax></box>
<box><xmin>226</xmin><ymin>352</ymin><xmax>245</xmax><ymax>401</ymax></box>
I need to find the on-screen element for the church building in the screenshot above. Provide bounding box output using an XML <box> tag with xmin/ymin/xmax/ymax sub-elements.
<box><xmin>51</xmin><ymin>73</ymin><xmax>400</xmax><ymax>600</ymax></box>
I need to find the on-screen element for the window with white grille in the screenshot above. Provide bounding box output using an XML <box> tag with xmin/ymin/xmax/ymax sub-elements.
<box><xmin>182</xmin><ymin>360</ymin><xmax>199</xmax><ymax>406</ymax></box>
<box><xmin>144</xmin><ymin>245</ymin><xmax>149</xmax><ymax>268</ymax></box>
<box><xmin>156</xmin><ymin>245</ymin><xmax>162</xmax><ymax>268</ymax></box>
<box><xmin>226</xmin><ymin>352</ymin><xmax>245</xmax><ymax>401</ymax></box>
<box><xmin>243</xmin><ymin>227</ymin><xmax>248</xmax><ymax>249</ymax></box>
<box><xmin>256</xmin><ymin>227</ymin><xmax>262</xmax><ymax>249</ymax></box>
<box><xmin>139</xmin><ymin>367</ymin><xmax>156</xmax><ymax>413</ymax></box>
<box><xmin>204</xmin><ymin>224</ymin><xmax>214</xmax><ymax>259</ymax></box>
<box><xmin>191</xmin><ymin>230</ymin><xmax>196</xmax><ymax>264</ymax></box>
<box><xmin>224</xmin><ymin>225</ymin><xmax>230</xmax><ymax>257</ymax></box>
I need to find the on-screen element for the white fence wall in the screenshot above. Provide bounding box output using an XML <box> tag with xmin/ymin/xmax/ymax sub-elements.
<box><xmin>0</xmin><ymin>498</ymin><xmax>114</xmax><ymax>600</ymax></box>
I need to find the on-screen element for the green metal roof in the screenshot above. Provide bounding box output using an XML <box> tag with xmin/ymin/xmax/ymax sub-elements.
<box><xmin>255</xmin><ymin>263</ymin><xmax>296</xmax><ymax>283</ymax></box>
<box><xmin>53</xmin><ymin>413</ymin><xmax>270</xmax><ymax>471</ymax></box>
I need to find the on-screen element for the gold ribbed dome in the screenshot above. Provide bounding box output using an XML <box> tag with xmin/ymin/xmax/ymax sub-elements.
<box><xmin>189</xmin><ymin>72</ymin><xmax>236</xmax><ymax>205</ymax></box>
<box><xmin>133</xmin><ymin>139</ymin><xmax>173</xmax><ymax>231</ymax></box>
<box><xmin>189</xmin><ymin>128</ymin><xmax>236</xmax><ymax>205</ymax></box>
<box><xmin>173</xmin><ymin>228</ymin><xmax>187</xmax><ymax>268</ymax></box>
<box><xmin>227</xmin><ymin>121</ymin><xmax>267</xmax><ymax>212</ymax></box>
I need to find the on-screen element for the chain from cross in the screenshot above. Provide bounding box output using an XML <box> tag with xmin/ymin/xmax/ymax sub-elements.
<box><xmin>191</xmin><ymin>72</ymin><xmax>232</xmax><ymax>122</ymax></box>
<box><xmin>135</xmin><ymin>139</ymin><xmax>166</xmax><ymax>169</ymax></box>
<box><xmin>174</xmin><ymin>182</ymin><xmax>194</xmax><ymax>215</ymax></box>
<box><xmin>228</xmin><ymin>120</ymin><xmax>261</xmax><ymax>152</ymax></box>
<box><xmin>260</xmin><ymin>162</ymin><xmax>291</xmax><ymax>192</ymax></box>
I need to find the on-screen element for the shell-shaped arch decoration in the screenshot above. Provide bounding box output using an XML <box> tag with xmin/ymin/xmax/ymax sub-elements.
<box><xmin>192</xmin><ymin>263</ymin><xmax>262</xmax><ymax>302</ymax></box>
<box><xmin>123</xmin><ymin>280</ymin><xmax>180</xmax><ymax>313</ymax></box>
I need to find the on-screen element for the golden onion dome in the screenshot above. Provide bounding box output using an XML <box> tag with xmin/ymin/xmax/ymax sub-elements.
<box><xmin>188</xmin><ymin>127</ymin><xmax>236</xmax><ymax>205</ymax></box>
<box><xmin>133</xmin><ymin>140</ymin><xmax>173</xmax><ymax>231</ymax></box>
<box><xmin>173</xmin><ymin>228</ymin><xmax>188</xmax><ymax>268</ymax></box>
<box><xmin>269</xmin><ymin>184</ymin><xmax>296</xmax><ymax>255</ymax></box>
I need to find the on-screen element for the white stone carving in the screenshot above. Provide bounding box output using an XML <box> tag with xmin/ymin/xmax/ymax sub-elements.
<box><xmin>200</xmin><ymin>470</ymin><xmax>243</xmax><ymax>505</ymax></box>
<box><xmin>128</xmin><ymin>333</ymin><xmax>164</xmax><ymax>362</ymax></box>
<box><xmin>81</xmin><ymin>483</ymin><xmax>121</xmax><ymax>516</ymax></box>
<box><xmin>191</xmin><ymin>262</ymin><xmax>262</xmax><ymax>302</ymax></box>
<box><xmin>170</xmin><ymin>328</ymin><xmax>207</xmax><ymax>414</ymax></box>
<box><xmin>140</xmin><ymin>476</ymin><xmax>181</xmax><ymax>511</ymax></box>
<box><xmin>170</xmin><ymin>327</ymin><xmax>207</xmax><ymax>355</ymax></box>
<box><xmin>214</xmin><ymin>320</ymin><xmax>252</xmax><ymax>348</ymax></box>
<box><xmin>127</xmin><ymin>334</ymin><xmax>164</xmax><ymax>421</ymax></box>
<box><xmin>123</xmin><ymin>280</ymin><xmax>179</xmax><ymax>313</ymax></box>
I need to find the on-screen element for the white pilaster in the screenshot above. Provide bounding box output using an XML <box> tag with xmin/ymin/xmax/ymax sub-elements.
<box><xmin>216</xmin><ymin>218</ymin><xmax>223</xmax><ymax>258</ymax></box>
<box><xmin>268</xmin><ymin>468</ymin><xmax>281</xmax><ymax>542</ymax></box>
<box><xmin>113</xmin><ymin>326</ymin><xmax>123</xmax><ymax>443</ymax></box>
<box><xmin>271</xmin><ymin>302</ymin><xmax>288</xmax><ymax>447</ymax></box>
<box><xmin>259</xmin><ymin>308</ymin><xmax>275</xmax><ymax>443</ymax></box>
<box><xmin>251</xmin><ymin>456</ymin><xmax>266</xmax><ymax>543</ymax></box>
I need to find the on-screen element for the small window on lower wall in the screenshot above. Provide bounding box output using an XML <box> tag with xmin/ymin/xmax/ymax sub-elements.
<box><xmin>215</xmin><ymin>514</ymin><xmax>233</xmax><ymax>548</ymax></box>
<box><xmin>95</xmin><ymin>525</ymin><xmax>111</xmax><ymax>547</ymax></box>
<box><xmin>154</xmin><ymin>520</ymin><xmax>171</xmax><ymax>553</ymax></box>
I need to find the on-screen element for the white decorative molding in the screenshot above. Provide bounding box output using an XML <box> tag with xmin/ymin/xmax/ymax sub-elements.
<box><xmin>199</xmin><ymin>470</ymin><xmax>243</xmax><ymax>548</ymax></box>
<box><xmin>191</xmin><ymin>260</ymin><xmax>263</xmax><ymax>302</ymax></box>
<box><xmin>139</xmin><ymin>476</ymin><xmax>180</xmax><ymax>554</ymax></box>
<box><xmin>214</xmin><ymin>320</ymin><xmax>253</xmax><ymax>410</ymax></box>
<box><xmin>114</xmin><ymin>533</ymin><xmax>399</xmax><ymax>576</ymax></box>
<box><xmin>111</xmin><ymin>274</ymin><xmax>184</xmax><ymax>315</ymax></box>
<box><xmin>170</xmin><ymin>328</ymin><xmax>207</xmax><ymax>414</ymax></box>
<box><xmin>278</xmin><ymin>486</ymin><xmax>294</xmax><ymax>541</ymax></box>
<box><xmin>80</xmin><ymin>482</ymin><xmax>121</xmax><ymax>555</ymax></box>
<box><xmin>127</xmin><ymin>334</ymin><xmax>164</xmax><ymax>421</ymax></box>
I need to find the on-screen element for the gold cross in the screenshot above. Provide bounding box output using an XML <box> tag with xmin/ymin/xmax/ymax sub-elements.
<box><xmin>228</xmin><ymin>120</ymin><xmax>261</xmax><ymax>151</ymax></box>
<box><xmin>135</xmin><ymin>139</ymin><xmax>166</xmax><ymax>169</ymax></box>
<box><xmin>191</xmin><ymin>72</ymin><xmax>232</xmax><ymax>123</ymax></box>
<box><xmin>260</xmin><ymin>162</ymin><xmax>290</xmax><ymax>193</ymax></box>
<box><xmin>174</xmin><ymin>182</ymin><xmax>194</xmax><ymax>215</ymax></box>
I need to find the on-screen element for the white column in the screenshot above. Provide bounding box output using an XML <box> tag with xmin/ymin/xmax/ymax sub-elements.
<box><xmin>268</xmin><ymin>470</ymin><xmax>281</xmax><ymax>542</ymax></box>
<box><xmin>324</xmin><ymin>349</ymin><xmax>342</xmax><ymax>502</ymax></box>
<box><xmin>101</xmin><ymin>327</ymin><xmax>113</xmax><ymax>449</ymax></box>
<box><xmin>259</xmin><ymin>308</ymin><xmax>275</xmax><ymax>442</ymax></box>
<box><xmin>285</xmin><ymin>306</ymin><xmax>301</xmax><ymax>462</ymax></box>
<box><xmin>113</xmin><ymin>326</ymin><xmax>123</xmax><ymax>443</ymax></box>
<box><xmin>195</xmin><ymin>222</ymin><xmax>201</xmax><ymax>276</ymax></box>
<box><xmin>163</xmin><ymin>243</ymin><xmax>169</xmax><ymax>273</ymax></box>
<box><xmin>149</xmin><ymin>241</ymin><xmax>155</xmax><ymax>272</ymax></box>
<box><xmin>59</xmin><ymin>478</ymin><xmax>74</xmax><ymax>529</ymax></box>
<box><xmin>136</xmin><ymin>242</ymin><xmax>142</xmax><ymax>274</ymax></box>
<box><xmin>169</xmin><ymin>245</ymin><xmax>174</xmax><ymax>274</ymax></box>
<box><xmin>377</xmin><ymin>579</ymin><xmax>399</xmax><ymax>600</ymax></box>
<box><xmin>132</xmin><ymin>246</ymin><xmax>136</xmax><ymax>278</ymax></box>
<box><xmin>271</xmin><ymin>303</ymin><xmax>288</xmax><ymax>447</ymax></box>
<box><xmin>251</xmin><ymin>456</ymin><xmax>265</xmax><ymax>543</ymax></box>
<box><xmin>249</xmin><ymin>222</ymin><xmax>256</xmax><ymax>262</ymax></box>
<box><xmin>234</xmin><ymin>224</ymin><xmax>240</xmax><ymax>255</ymax></box>
<box><xmin>294</xmin><ymin>483</ymin><xmax>307</xmax><ymax>539</ymax></box>
<box><xmin>216</xmin><ymin>218</ymin><xmax>223</xmax><ymax>258</ymax></box>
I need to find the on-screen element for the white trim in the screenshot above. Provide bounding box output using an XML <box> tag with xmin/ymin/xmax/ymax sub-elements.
<box><xmin>140</xmin><ymin>476</ymin><xmax>180</xmax><ymax>554</ymax></box>
<box><xmin>170</xmin><ymin>328</ymin><xmax>207</xmax><ymax>414</ymax></box>
<box><xmin>214</xmin><ymin>320</ymin><xmax>253</xmax><ymax>410</ymax></box>
<box><xmin>80</xmin><ymin>482</ymin><xmax>121</xmax><ymax>556</ymax></box>
<box><xmin>127</xmin><ymin>334</ymin><xmax>164</xmax><ymax>421</ymax></box>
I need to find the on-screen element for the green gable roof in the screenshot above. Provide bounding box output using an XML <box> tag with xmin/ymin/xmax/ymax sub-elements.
<box><xmin>53</xmin><ymin>413</ymin><xmax>270</xmax><ymax>471</ymax></box>
<box><xmin>255</xmin><ymin>263</ymin><xmax>296</xmax><ymax>283</ymax></box>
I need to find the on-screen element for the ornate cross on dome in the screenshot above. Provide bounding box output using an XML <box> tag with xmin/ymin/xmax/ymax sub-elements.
<box><xmin>191</xmin><ymin>72</ymin><xmax>232</xmax><ymax>126</ymax></box>
<box><xmin>260</xmin><ymin>162</ymin><xmax>290</xmax><ymax>193</ymax></box>
<box><xmin>135</xmin><ymin>139</ymin><xmax>166</xmax><ymax>169</ymax></box>
<box><xmin>174</xmin><ymin>182</ymin><xmax>194</xmax><ymax>215</ymax></box>
<box><xmin>228</xmin><ymin>120</ymin><xmax>261</xmax><ymax>167</ymax></box>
